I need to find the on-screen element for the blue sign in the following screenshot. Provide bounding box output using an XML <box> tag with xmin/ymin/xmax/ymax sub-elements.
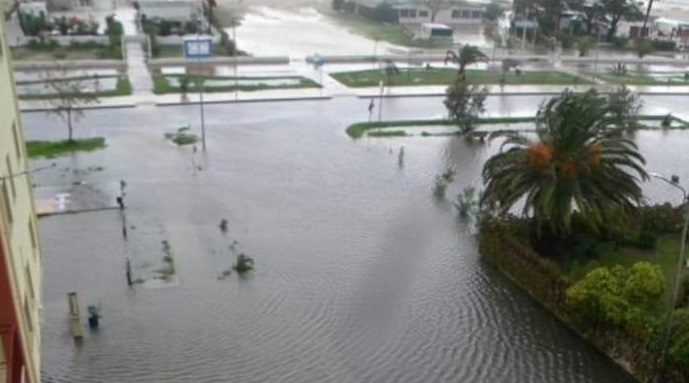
<box><xmin>184</xmin><ymin>38</ymin><xmax>213</xmax><ymax>59</ymax></box>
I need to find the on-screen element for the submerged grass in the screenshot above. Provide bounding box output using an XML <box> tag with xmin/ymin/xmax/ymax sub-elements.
<box><xmin>26</xmin><ymin>137</ymin><xmax>106</xmax><ymax>158</ymax></box>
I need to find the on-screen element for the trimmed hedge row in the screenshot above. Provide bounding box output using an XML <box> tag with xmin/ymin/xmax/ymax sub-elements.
<box><xmin>478</xmin><ymin>213</ymin><xmax>687</xmax><ymax>382</ymax></box>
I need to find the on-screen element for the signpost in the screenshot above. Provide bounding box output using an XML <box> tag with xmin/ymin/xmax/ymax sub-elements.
<box><xmin>184</xmin><ymin>36</ymin><xmax>213</xmax><ymax>151</ymax></box>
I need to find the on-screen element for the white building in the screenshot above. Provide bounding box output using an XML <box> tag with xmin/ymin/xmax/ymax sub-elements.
<box><xmin>351</xmin><ymin>0</ymin><xmax>499</xmax><ymax>26</ymax></box>
<box><xmin>138</xmin><ymin>0</ymin><xmax>202</xmax><ymax>23</ymax></box>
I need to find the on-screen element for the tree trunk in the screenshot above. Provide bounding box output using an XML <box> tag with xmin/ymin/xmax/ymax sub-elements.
<box><xmin>67</xmin><ymin>109</ymin><xmax>73</xmax><ymax>142</ymax></box>
<box><xmin>431</xmin><ymin>10</ymin><xmax>437</xmax><ymax>23</ymax></box>
<box><xmin>607</xmin><ymin>15</ymin><xmax>621</xmax><ymax>41</ymax></box>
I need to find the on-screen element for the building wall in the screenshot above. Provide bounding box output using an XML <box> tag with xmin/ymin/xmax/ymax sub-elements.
<box><xmin>140</xmin><ymin>0</ymin><xmax>202</xmax><ymax>22</ymax></box>
<box><xmin>397</xmin><ymin>5</ymin><xmax>485</xmax><ymax>25</ymax></box>
<box><xmin>0</xmin><ymin>4</ymin><xmax>43</xmax><ymax>383</ymax></box>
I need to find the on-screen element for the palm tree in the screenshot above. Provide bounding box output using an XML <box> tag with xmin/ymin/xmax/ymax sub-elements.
<box><xmin>480</xmin><ymin>90</ymin><xmax>648</xmax><ymax>238</ymax></box>
<box><xmin>444</xmin><ymin>45</ymin><xmax>489</xmax><ymax>78</ymax></box>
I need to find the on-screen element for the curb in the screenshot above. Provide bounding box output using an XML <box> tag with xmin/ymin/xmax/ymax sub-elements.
<box><xmin>155</xmin><ymin>96</ymin><xmax>333</xmax><ymax>106</ymax></box>
<box><xmin>20</xmin><ymin>103</ymin><xmax>137</xmax><ymax>113</ymax></box>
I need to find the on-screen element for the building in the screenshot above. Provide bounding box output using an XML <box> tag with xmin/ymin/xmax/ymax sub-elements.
<box><xmin>138</xmin><ymin>0</ymin><xmax>203</xmax><ymax>23</ymax></box>
<box><xmin>350</xmin><ymin>0</ymin><xmax>494</xmax><ymax>26</ymax></box>
<box><xmin>0</xmin><ymin>3</ymin><xmax>43</xmax><ymax>383</ymax></box>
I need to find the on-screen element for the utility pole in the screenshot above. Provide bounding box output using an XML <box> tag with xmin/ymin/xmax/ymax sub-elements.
<box><xmin>642</xmin><ymin>0</ymin><xmax>655</xmax><ymax>35</ymax></box>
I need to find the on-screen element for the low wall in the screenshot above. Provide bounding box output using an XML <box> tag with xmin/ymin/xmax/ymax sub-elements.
<box><xmin>9</xmin><ymin>35</ymin><xmax>110</xmax><ymax>48</ymax></box>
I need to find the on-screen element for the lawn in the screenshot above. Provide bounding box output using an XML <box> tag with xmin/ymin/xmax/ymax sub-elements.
<box><xmin>153</xmin><ymin>44</ymin><xmax>237</xmax><ymax>58</ymax></box>
<box><xmin>26</xmin><ymin>137</ymin><xmax>106</xmax><ymax>159</ymax></box>
<box><xmin>10</xmin><ymin>44</ymin><xmax>123</xmax><ymax>61</ymax></box>
<box><xmin>331</xmin><ymin>68</ymin><xmax>584</xmax><ymax>88</ymax></box>
<box><xmin>18</xmin><ymin>76</ymin><xmax>133</xmax><ymax>100</ymax></box>
<box><xmin>562</xmin><ymin>234</ymin><xmax>682</xmax><ymax>303</ymax></box>
<box><xmin>152</xmin><ymin>74</ymin><xmax>321</xmax><ymax>94</ymax></box>
<box><xmin>330</xmin><ymin>13</ymin><xmax>432</xmax><ymax>48</ymax></box>
<box><xmin>598</xmin><ymin>72</ymin><xmax>689</xmax><ymax>86</ymax></box>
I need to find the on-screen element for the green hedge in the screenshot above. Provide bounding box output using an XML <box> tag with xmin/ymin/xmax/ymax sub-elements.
<box><xmin>478</xmin><ymin>218</ymin><xmax>683</xmax><ymax>381</ymax></box>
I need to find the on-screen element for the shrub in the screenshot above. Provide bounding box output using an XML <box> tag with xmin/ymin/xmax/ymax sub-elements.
<box><xmin>577</xmin><ymin>36</ymin><xmax>596</xmax><ymax>57</ymax></box>
<box><xmin>611</xmin><ymin>36</ymin><xmax>629</xmax><ymax>48</ymax></box>
<box><xmin>662</xmin><ymin>114</ymin><xmax>673</xmax><ymax>129</ymax></box>
<box><xmin>559</xmin><ymin>33</ymin><xmax>576</xmax><ymax>50</ymax></box>
<box><xmin>635</xmin><ymin>40</ymin><xmax>655</xmax><ymax>58</ymax></box>
<box><xmin>573</xmin><ymin>234</ymin><xmax>601</xmax><ymax>257</ymax></box>
<box><xmin>651</xmin><ymin>39</ymin><xmax>678</xmax><ymax>52</ymax></box>
<box><xmin>636</xmin><ymin>231</ymin><xmax>658</xmax><ymax>250</ymax></box>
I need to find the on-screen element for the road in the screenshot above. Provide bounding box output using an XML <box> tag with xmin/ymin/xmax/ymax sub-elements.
<box><xmin>26</xmin><ymin>95</ymin><xmax>687</xmax><ymax>383</ymax></box>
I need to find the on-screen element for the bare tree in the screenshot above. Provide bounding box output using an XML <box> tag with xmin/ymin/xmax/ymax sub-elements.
<box><xmin>40</xmin><ymin>67</ymin><xmax>101</xmax><ymax>141</ymax></box>
<box><xmin>424</xmin><ymin>0</ymin><xmax>451</xmax><ymax>22</ymax></box>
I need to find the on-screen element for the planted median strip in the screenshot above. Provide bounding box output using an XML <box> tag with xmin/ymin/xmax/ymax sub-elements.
<box><xmin>347</xmin><ymin>115</ymin><xmax>688</xmax><ymax>139</ymax></box>
<box><xmin>26</xmin><ymin>137</ymin><xmax>106</xmax><ymax>159</ymax></box>
<box><xmin>18</xmin><ymin>76</ymin><xmax>133</xmax><ymax>100</ymax></box>
<box><xmin>152</xmin><ymin>74</ymin><xmax>321</xmax><ymax>94</ymax></box>
<box><xmin>331</xmin><ymin>68</ymin><xmax>584</xmax><ymax>88</ymax></box>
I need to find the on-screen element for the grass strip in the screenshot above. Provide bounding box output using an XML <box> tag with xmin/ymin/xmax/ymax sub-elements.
<box><xmin>18</xmin><ymin>76</ymin><xmax>133</xmax><ymax>100</ymax></box>
<box><xmin>26</xmin><ymin>137</ymin><xmax>106</xmax><ymax>158</ymax></box>
<box><xmin>152</xmin><ymin>74</ymin><xmax>321</xmax><ymax>94</ymax></box>
<box><xmin>331</xmin><ymin>68</ymin><xmax>584</xmax><ymax>88</ymax></box>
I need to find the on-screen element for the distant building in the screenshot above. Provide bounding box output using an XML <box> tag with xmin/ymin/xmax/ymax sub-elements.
<box><xmin>0</xmin><ymin>3</ymin><xmax>43</xmax><ymax>383</ymax></box>
<box><xmin>349</xmin><ymin>0</ymin><xmax>498</xmax><ymax>26</ymax></box>
<box><xmin>138</xmin><ymin>0</ymin><xmax>203</xmax><ymax>23</ymax></box>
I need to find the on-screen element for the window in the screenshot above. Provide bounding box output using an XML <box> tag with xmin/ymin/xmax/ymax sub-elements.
<box><xmin>472</xmin><ymin>10</ymin><xmax>483</xmax><ymax>19</ymax></box>
<box><xmin>12</xmin><ymin>122</ymin><xmax>22</xmax><ymax>161</ymax></box>
<box><xmin>419</xmin><ymin>10</ymin><xmax>428</xmax><ymax>17</ymax></box>
<box><xmin>399</xmin><ymin>9</ymin><xmax>416</xmax><ymax>18</ymax></box>
<box><xmin>461</xmin><ymin>10</ymin><xmax>472</xmax><ymax>18</ymax></box>
<box><xmin>6</xmin><ymin>155</ymin><xmax>16</xmax><ymax>199</ymax></box>
<box><xmin>451</xmin><ymin>10</ymin><xmax>461</xmax><ymax>19</ymax></box>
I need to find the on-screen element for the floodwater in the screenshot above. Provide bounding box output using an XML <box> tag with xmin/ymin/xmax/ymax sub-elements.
<box><xmin>25</xmin><ymin>96</ymin><xmax>686</xmax><ymax>383</ymax></box>
<box><xmin>228</xmin><ymin>7</ymin><xmax>406</xmax><ymax>58</ymax></box>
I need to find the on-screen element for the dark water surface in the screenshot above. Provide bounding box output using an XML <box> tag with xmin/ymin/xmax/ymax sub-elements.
<box><xmin>26</xmin><ymin>96</ymin><xmax>685</xmax><ymax>383</ymax></box>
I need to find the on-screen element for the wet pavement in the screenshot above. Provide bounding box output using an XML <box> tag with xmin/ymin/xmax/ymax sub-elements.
<box><xmin>24</xmin><ymin>96</ymin><xmax>688</xmax><ymax>383</ymax></box>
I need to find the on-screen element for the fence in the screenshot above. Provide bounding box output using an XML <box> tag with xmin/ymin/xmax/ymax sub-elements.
<box><xmin>9</xmin><ymin>35</ymin><xmax>110</xmax><ymax>48</ymax></box>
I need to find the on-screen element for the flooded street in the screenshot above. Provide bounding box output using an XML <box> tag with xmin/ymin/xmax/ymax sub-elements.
<box><xmin>217</xmin><ymin>0</ymin><xmax>485</xmax><ymax>57</ymax></box>
<box><xmin>22</xmin><ymin>96</ymin><xmax>688</xmax><ymax>382</ymax></box>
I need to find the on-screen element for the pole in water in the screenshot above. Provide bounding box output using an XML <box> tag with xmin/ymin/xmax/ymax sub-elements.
<box><xmin>126</xmin><ymin>257</ymin><xmax>133</xmax><ymax>287</ymax></box>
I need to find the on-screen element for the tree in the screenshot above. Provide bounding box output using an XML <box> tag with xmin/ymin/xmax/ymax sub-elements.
<box><xmin>444</xmin><ymin>45</ymin><xmax>489</xmax><ymax>77</ymax></box>
<box><xmin>600</xmin><ymin>0</ymin><xmax>642</xmax><ymax>39</ymax></box>
<box><xmin>41</xmin><ymin>68</ymin><xmax>101</xmax><ymax>141</ymax></box>
<box><xmin>383</xmin><ymin>59</ymin><xmax>400</xmax><ymax>87</ymax></box>
<box><xmin>444</xmin><ymin>77</ymin><xmax>488</xmax><ymax>134</ymax></box>
<box><xmin>608</xmin><ymin>86</ymin><xmax>642</xmax><ymax>129</ymax></box>
<box><xmin>577</xmin><ymin>36</ymin><xmax>596</xmax><ymax>57</ymax></box>
<box><xmin>424</xmin><ymin>0</ymin><xmax>451</xmax><ymax>22</ymax></box>
<box><xmin>484</xmin><ymin>1</ymin><xmax>504</xmax><ymax>22</ymax></box>
<box><xmin>480</xmin><ymin>90</ymin><xmax>648</xmax><ymax>237</ymax></box>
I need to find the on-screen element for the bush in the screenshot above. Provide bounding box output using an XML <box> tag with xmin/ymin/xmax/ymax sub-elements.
<box><xmin>559</xmin><ymin>33</ymin><xmax>576</xmax><ymax>50</ymax></box>
<box><xmin>651</xmin><ymin>39</ymin><xmax>678</xmax><ymax>52</ymax></box>
<box><xmin>573</xmin><ymin>234</ymin><xmax>601</xmax><ymax>257</ymax></box>
<box><xmin>577</xmin><ymin>36</ymin><xmax>596</xmax><ymax>57</ymax></box>
<box><xmin>662</xmin><ymin>114</ymin><xmax>673</xmax><ymax>129</ymax></box>
<box><xmin>611</xmin><ymin>36</ymin><xmax>629</xmax><ymax>48</ymax></box>
<box><xmin>635</xmin><ymin>40</ymin><xmax>655</xmax><ymax>58</ymax></box>
<box><xmin>636</xmin><ymin>230</ymin><xmax>658</xmax><ymax>250</ymax></box>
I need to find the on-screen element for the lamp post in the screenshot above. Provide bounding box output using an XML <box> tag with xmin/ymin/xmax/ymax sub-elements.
<box><xmin>0</xmin><ymin>163</ymin><xmax>56</xmax><ymax>184</ymax></box>
<box><xmin>649</xmin><ymin>172</ymin><xmax>689</xmax><ymax>360</ymax></box>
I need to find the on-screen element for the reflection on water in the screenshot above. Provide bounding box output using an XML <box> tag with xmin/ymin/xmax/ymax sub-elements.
<box><xmin>32</xmin><ymin>99</ymin><xmax>667</xmax><ymax>383</ymax></box>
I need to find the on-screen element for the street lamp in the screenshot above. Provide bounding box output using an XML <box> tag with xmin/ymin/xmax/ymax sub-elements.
<box><xmin>0</xmin><ymin>163</ymin><xmax>56</xmax><ymax>184</ymax></box>
<box><xmin>649</xmin><ymin>172</ymin><xmax>689</xmax><ymax>360</ymax></box>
